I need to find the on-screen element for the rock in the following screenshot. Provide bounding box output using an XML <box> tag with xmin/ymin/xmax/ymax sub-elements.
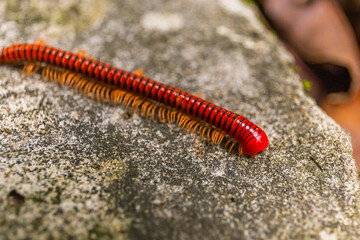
<box><xmin>0</xmin><ymin>0</ymin><xmax>359</xmax><ymax>239</ymax></box>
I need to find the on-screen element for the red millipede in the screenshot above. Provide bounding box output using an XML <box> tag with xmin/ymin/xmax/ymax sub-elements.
<box><xmin>0</xmin><ymin>42</ymin><xmax>269</xmax><ymax>157</ymax></box>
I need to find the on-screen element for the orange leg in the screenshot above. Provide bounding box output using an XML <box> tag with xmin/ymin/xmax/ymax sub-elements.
<box><xmin>34</xmin><ymin>39</ymin><xmax>46</xmax><ymax>45</ymax></box>
<box><xmin>133</xmin><ymin>69</ymin><xmax>144</xmax><ymax>76</ymax></box>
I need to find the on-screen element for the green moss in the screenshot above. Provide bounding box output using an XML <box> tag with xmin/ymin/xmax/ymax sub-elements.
<box><xmin>302</xmin><ymin>80</ymin><xmax>312</xmax><ymax>92</ymax></box>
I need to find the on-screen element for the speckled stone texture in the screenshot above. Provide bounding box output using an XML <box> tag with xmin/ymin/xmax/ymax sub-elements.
<box><xmin>0</xmin><ymin>0</ymin><xmax>359</xmax><ymax>239</ymax></box>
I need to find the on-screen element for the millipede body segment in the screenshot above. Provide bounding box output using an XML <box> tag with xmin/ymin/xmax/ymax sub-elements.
<box><xmin>0</xmin><ymin>42</ymin><xmax>268</xmax><ymax>156</ymax></box>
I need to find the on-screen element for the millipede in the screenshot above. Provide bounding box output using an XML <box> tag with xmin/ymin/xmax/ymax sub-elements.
<box><xmin>0</xmin><ymin>41</ymin><xmax>269</xmax><ymax>157</ymax></box>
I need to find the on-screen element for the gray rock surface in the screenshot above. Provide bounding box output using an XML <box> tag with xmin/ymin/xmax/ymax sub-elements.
<box><xmin>0</xmin><ymin>0</ymin><xmax>359</xmax><ymax>239</ymax></box>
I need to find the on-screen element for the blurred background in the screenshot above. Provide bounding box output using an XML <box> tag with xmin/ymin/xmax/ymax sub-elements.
<box><xmin>254</xmin><ymin>0</ymin><xmax>360</xmax><ymax>167</ymax></box>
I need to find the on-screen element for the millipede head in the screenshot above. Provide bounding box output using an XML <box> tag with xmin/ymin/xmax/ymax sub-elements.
<box><xmin>240</xmin><ymin>130</ymin><xmax>268</xmax><ymax>155</ymax></box>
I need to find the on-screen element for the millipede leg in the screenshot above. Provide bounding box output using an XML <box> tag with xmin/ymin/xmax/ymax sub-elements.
<box><xmin>186</xmin><ymin>120</ymin><xmax>197</xmax><ymax>134</ymax></box>
<box><xmin>23</xmin><ymin>62</ymin><xmax>41</xmax><ymax>76</ymax></box>
<box><xmin>34</xmin><ymin>39</ymin><xmax>46</xmax><ymax>45</ymax></box>
<box><xmin>132</xmin><ymin>69</ymin><xmax>143</xmax><ymax>76</ymax></box>
<box><xmin>104</xmin><ymin>87</ymin><xmax>111</xmax><ymax>103</ymax></box>
<box><xmin>131</xmin><ymin>98</ymin><xmax>144</xmax><ymax>113</ymax></box>
<box><xmin>151</xmin><ymin>104</ymin><xmax>157</xmax><ymax>120</ymax></box>
<box><xmin>75</xmin><ymin>50</ymin><xmax>88</xmax><ymax>57</ymax></box>
<box><xmin>145</xmin><ymin>103</ymin><xmax>154</xmax><ymax>119</ymax></box>
<box><xmin>207</xmin><ymin>127</ymin><xmax>211</xmax><ymax>143</ymax></box>
<box><xmin>229</xmin><ymin>141</ymin><xmax>236</xmax><ymax>153</ymax></box>
<box><xmin>217</xmin><ymin>132</ymin><xmax>225</xmax><ymax>145</ymax></box>
<box><xmin>160</xmin><ymin>107</ymin><xmax>166</xmax><ymax>123</ymax></box>
<box><xmin>238</xmin><ymin>145</ymin><xmax>243</xmax><ymax>157</ymax></box>
<box><xmin>201</xmin><ymin>126</ymin><xmax>207</xmax><ymax>141</ymax></box>
<box><xmin>192</xmin><ymin>123</ymin><xmax>202</xmax><ymax>136</ymax></box>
